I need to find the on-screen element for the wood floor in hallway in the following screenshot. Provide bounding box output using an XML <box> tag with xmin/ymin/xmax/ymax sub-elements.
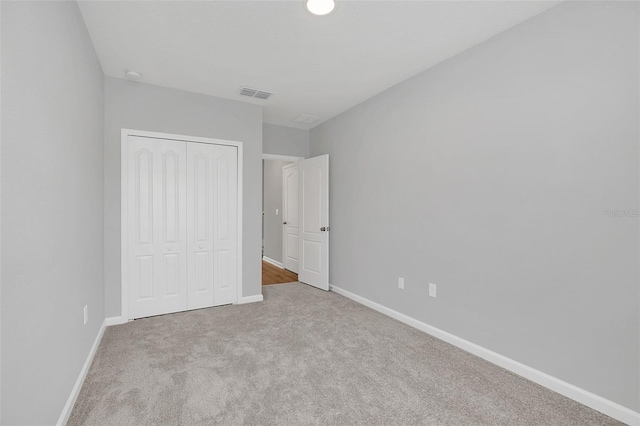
<box><xmin>262</xmin><ymin>260</ymin><xmax>298</xmax><ymax>285</ymax></box>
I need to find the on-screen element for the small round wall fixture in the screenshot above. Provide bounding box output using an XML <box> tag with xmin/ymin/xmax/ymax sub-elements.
<box><xmin>125</xmin><ymin>70</ymin><xmax>141</xmax><ymax>81</ymax></box>
<box><xmin>306</xmin><ymin>0</ymin><xmax>335</xmax><ymax>16</ymax></box>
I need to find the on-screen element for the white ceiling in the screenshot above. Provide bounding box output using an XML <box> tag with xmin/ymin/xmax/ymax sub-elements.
<box><xmin>78</xmin><ymin>1</ymin><xmax>560</xmax><ymax>129</ymax></box>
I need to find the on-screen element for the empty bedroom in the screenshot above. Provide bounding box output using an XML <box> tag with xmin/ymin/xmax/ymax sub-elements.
<box><xmin>1</xmin><ymin>0</ymin><xmax>638</xmax><ymax>425</ymax></box>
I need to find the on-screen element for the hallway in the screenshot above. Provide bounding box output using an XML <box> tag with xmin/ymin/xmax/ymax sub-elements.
<box><xmin>262</xmin><ymin>260</ymin><xmax>298</xmax><ymax>285</ymax></box>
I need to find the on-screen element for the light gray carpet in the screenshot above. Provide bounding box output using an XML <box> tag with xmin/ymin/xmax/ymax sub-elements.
<box><xmin>69</xmin><ymin>283</ymin><xmax>620</xmax><ymax>425</ymax></box>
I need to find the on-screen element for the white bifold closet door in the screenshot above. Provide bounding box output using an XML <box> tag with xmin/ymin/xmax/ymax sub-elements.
<box><xmin>127</xmin><ymin>136</ymin><xmax>188</xmax><ymax>319</ymax></box>
<box><xmin>127</xmin><ymin>135</ymin><xmax>237</xmax><ymax>319</ymax></box>
<box><xmin>186</xmin><ymin>142</ymin><xmax>238</xmax><ymax>309</ymax></box>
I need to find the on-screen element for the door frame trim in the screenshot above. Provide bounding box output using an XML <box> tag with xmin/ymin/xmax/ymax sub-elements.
<box><xmin>262</xmin><ymin>153</ymin><xmax>303</xmax><ymax>274</ymax></box>
<box><xmin>262</xmin><ymin>153</ymin><xmax>304</xmax><ymax>162</ymax></box>
<box><xmin>121</xmin><ymin>128</ymin><xmax>244</xmax><ymax>321</ymax></box>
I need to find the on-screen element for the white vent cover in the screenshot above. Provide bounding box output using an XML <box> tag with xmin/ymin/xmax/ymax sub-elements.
<box><xmin>294</xmin><ymin>114</ymin><xmax>322</xmax><ymax>124</ymax></box>
<box><xmin>238</xmin><ymin>86</ymin><xmax>272</xmax><ymax>100</ymax></box>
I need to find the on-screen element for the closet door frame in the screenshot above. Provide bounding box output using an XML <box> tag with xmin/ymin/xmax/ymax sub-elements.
<box><xmin>121</xmin><ymin>129</ymin><xmax>244</xmax><ymax>322</ymax></box>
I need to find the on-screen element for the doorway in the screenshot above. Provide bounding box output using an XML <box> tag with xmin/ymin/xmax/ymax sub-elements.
<box><xmin>262</xmin><ymin>154</ymin><xmax>302</xmax><ymax>285</ymax></box>
<box><xmin>262</xmin><ymin>260</ymin><xmax>298</xmax><ymax>285</ymax></box>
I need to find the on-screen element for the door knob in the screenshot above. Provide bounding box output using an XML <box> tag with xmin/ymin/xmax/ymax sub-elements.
<box><xmin>283</xmin><ymin>221</ymin><xmax>287</xmax><ymax>225</ymax></box>
<box><xmin>320</xmin><ymin>227</ymin><xmax>330</xmax><ymax>232</ymax></box>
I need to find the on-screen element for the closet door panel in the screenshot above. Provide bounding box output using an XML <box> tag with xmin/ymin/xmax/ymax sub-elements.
<box><xmin>156</xmin><ymin>140</ymin><xmax>188</xmax><ymax>314</ymax></box>
<box><xmin>127</xmin><ymin>136</ymin><xmax>187</xmax><ymax>319</ymax></box>
<box><xmin>128</xmin><ymin>137</ymin><xmax>157</xmax><ymax>318</ymax></box>
<box><xmin>212</xmin><ymin>145</ymin><xmax>238</xmax><ymax>305</ymax></box>
<box><xmin>136</xmin><ymin>256</ymin><xmax>154</xmax><ymax>300</ymax></box>
<box><xmin>186</xmin><ymin>143</ymin><xmax>215</xmax><ymax>309</ymax></box>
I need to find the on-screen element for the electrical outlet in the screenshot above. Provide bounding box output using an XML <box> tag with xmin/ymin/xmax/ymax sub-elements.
<box><xmin>429</xmin><ymin>283</ymin><xmax>437</xmax><ymax>298</ymax></box>
<box><xmin>398</xmin><ymin>277</ymin><xmax>404</xmax><ymax>289</ymax></box>
<box><xmin>83</xmin><ymin>305</ymin><xmax>88</xmax><ymax>325</ymax></box>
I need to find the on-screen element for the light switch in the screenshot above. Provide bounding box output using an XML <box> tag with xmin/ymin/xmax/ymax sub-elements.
<box><xmin>276</xmin><ymin>208</ymin><xmax>279</xmax><ymax>215</ymax></box>
<box><xmin>429</xmin><ymin>283</ymin><xmax>437</xmax><ymax>298</ymax></box>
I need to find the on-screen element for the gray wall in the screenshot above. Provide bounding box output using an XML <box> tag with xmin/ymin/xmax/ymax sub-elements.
<box><xmin>1</xmin><ymin>2</ymin><xmax>105</xmax><ymax>424</ymax></box>
<box><xmin>263</xmin><ymin>160</ymin><xmax>292</xmax><ymax>263</ymax></box>
<box><xmin>310</xmin><ymin>1</ymin><xmax>639</xmax><ymax>411</ymax></box>
<box><xmin>104</xmin><ymin>77</ymin><xmax>263</xmax><ymax>318</ymax></box>
<box><xmin>263</xmin><ymin>123</ymin><xmax>309</xmax><ymax>158</ymax></box>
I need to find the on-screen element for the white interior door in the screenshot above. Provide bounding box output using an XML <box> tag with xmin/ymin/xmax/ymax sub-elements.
<box><xmin>298</xmin><ymin>155</ymin><xmax>329</xmax><ymax>290</ymax></box>
<box><xmin>127</xmin><ymin>136</ymin><xmax>188</xmax><ymax>319</ymax></box>
<box><xmin>282</xmin><ymin>162</ymin><xmax>299</xmax><ymax>273</ymax></box>
<box><xmin>186</xmin><ymin>143</ymin><xmax>238</xmax><ymax>308</ymax></box>
<box><xmin>186</xmin><ymin>142</ymin><xmax>214</xmax><ymax>310</ymax></box>
<box><xmin>211</xmin><ymin>144</ymin><xmax>238</xmax><ymax>306</ymax></box>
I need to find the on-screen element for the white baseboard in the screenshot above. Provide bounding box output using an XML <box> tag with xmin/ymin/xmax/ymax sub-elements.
<box><xmin>329</xmin><ymin>284</ymin><xmax>640</xmax><ymax>426</ymax></box>
<box><xmin>262</xmin><ymin>256</ymin><xmax>283</xmax><ymax>269</ymax></box>
<box><xmin>57</xmin><ymin>319</ymin><xmax>106</xmax><ymax>426</ymax></box>
<box><xmin>105</xmin><ymin>316</ymin><xmax>127</xmax><ymax>326</ymax></box>
<box><xmin>237</xmin><ymin>294</ymin><xmax>264</xmax><ymax>304</ymax></box>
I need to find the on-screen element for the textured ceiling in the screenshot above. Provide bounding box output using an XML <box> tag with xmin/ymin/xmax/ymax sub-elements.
<box><xmin>78</xmin><ymin>1</ymin><xmax>560</xmax><ymax>129</ymax></box>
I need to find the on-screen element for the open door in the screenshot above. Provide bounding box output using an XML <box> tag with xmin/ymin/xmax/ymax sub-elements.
<box><xmin>298</xmin><ymin>155</ymin><xmax>329</xmax><ymax>290</ymax></box>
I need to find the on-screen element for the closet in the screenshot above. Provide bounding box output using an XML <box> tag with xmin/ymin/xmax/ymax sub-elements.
<box><xmin>124</xmin><ymin>133</ymin><xmax>239</xmax><ymax>320</ymax></box>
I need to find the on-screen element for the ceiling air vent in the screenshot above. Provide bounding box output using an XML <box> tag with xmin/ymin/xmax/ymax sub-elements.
<box><xmin>238</xmin><ymin>86</ymin><xmax>272</xmax><ymax>100</ymax></box>
<box><xmin>294</xmin><ymin>114</ymin><xmax>322</xmax><ymax>125</ymax></box>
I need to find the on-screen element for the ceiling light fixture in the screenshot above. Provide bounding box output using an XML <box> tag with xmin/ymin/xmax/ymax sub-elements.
<box><xmin>305</xmin><ymin>0</ymin><xmax>335</xmax><ymax>16</ymax></box>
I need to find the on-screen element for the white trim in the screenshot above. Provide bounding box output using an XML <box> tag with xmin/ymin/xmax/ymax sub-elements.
<box><xmin>121</xmin><ymin>130</ymin><xmax>128</xmax><ymax>321</ymax></box>
<box><xmin>262</xmin><ymin>256</ymin><xmax>284</xmax><ymax>269</ymax></box>
<box><xmin>121</xmin><ymin>129</ymin><xmax>244</xmax><ymax>321</ymax></box>
<box><xmin>236</xmin><ymin>142</ymin><xmax>244</xmax><ymax>306</ymax></box>
<box><xmin>329</xmin><ymin>284</ymin><xmax>640</xmax><ymax>426</ymax></box>
<box><xmin>262</xmin><ymin>153</ymin><xmax>304</xmax><ymax>162</ymax></box>
<box><xmin>105</xmin><ymin>316</ymin><xmax>127</xmax><ymax>326</ymax></box>
<box><xmin>57</xmin><ymin>319</ymin><xmax>106</xmax><ymax>426</ymax></box>
<box><xmin>236</xmin><ymin>294</ymin><xmax>264</xmax><ymax>304</ymax></box>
